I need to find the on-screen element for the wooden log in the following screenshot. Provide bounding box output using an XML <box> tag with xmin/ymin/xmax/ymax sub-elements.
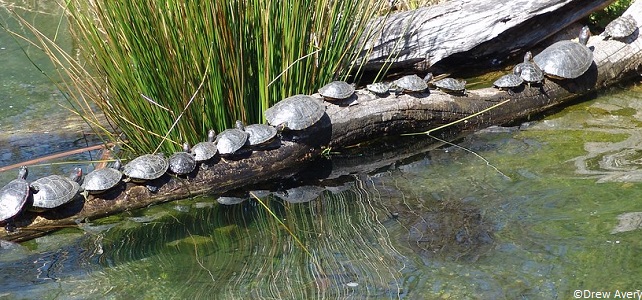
<box><xmin>2</xmin><ymin>1</ymin><xmax>641</xmax><ymax>242</ymax></box>
<box><xmin>361</xmin><ymin>0</ymin><xmax>615</xmax><ymax>72</ymax></box>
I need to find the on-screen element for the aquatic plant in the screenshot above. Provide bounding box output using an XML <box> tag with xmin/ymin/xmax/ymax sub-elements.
<box><xmin>6</xmin><ymin>0</ymin><xmax>387</xmax><ymax>155</ymax></box>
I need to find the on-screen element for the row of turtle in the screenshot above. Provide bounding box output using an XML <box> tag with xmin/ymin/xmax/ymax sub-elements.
<box><xmin>493</xmin><ymin>26</ymin><xmax>594</xmax><ymax>90</ymax></box>
<box><xmin>0</xmin><ymin>94</ymin><xmax>330</xmax><ymax>230</ymax></box>
<box><xmin>1</xmin><ymin>15</ymin><xmax>636</xmax><ymax>231</ymax></box>
<box><xmin>494</xmin><ymin>15</ymin><xmax>638</xmax><ymax>90</ymax></box>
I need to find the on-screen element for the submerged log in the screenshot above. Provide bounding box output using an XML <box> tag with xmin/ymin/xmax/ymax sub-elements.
<box><xmin>2</xmin><ymin>1</ymin><xmax>642</xmax><ymax>242</ymax></box>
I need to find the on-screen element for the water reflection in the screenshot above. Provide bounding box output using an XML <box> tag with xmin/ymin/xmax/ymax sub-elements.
<box><xmin>3</xmin><ymin>84</ymin><xmax>642</xmax><ymax>297</ymax></box>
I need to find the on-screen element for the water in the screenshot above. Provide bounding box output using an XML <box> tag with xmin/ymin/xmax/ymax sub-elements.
<box><xmin>3</xmin><ymin>2</ymin><xmax>642</xmax><ymax>299</ymax></box>
<box><xmin>0</xmin><ymin>2</ymin><xmax>98</xmax><ymax>180</ymax></box>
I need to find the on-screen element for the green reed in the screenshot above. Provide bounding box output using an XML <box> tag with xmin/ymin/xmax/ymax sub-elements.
<box><xmin>9</xmin><ymin>0</ymin><xmax>386</xmax><ymax>155</ymax></box>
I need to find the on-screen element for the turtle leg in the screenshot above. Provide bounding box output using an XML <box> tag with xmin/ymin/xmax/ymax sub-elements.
<box><xmin>146</xmin><ymin>183</ymin><xmax>160</xmax><ymax>193</ymax></box>
<box><xmin>4</xmin><ymin>220</ymin><xmax>17</xmax><ymax>232</ymax></box>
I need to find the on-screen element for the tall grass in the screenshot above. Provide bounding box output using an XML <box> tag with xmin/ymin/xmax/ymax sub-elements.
<box><xmin>8</xmin><ymin>1</ymin><xmax>387</xmax><ymax>155</ymax></box>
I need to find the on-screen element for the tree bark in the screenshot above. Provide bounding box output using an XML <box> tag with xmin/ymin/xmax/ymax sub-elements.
<box><xmin>361</xmin><ymin>0</ymin><xmax>615</xmax><ymax>72</ymax></box>
<box><xmin>2</xmin><ymin>0</ymin><xmax>642</xmax><ymax>242</ymax></box>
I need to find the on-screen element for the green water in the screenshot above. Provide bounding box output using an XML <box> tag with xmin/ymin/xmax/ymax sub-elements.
<box><xmin>2</xmin><ymin>85</ymin><xmax>642</xmax><ymax>299</ymax></box>
<box><xmin>3</xmin><ymin>1</ymin><xmax>642</xmax><ymax>299</ymax></box>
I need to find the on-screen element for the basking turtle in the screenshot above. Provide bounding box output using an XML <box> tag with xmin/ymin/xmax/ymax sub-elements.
<box><xmin>318</xmin><ymin>81</ymin><xmax>355</xmax><ymax>101</ymax></box>
<box><xmin>31</xmin><ymin>168</ymin><xmax>83</xmax><ymax>210</ymax></box>
<box><xmin>265</xmin><ymin>94</ymin><xmax>326</xmax><ymax>130</ymax></box>
<box><xmin>0</xmin><ymin>166</ymin><xmax>29</xmax><ymax>230</ymax></box>
<box><xmin>392</xmin><ymin>74</ymin><xmax>428</xmax><ymax>93</ymax></box>
<box><xmin>534</xmin><ymin>26</ymin><xmax>594</xmax><ymax>79</ymax></box>
<box><xmin>215</xmin><ymin>123</ymin><xmax>249</xmax><ymax>155</ymax></box>
<box><xmin>493</xmin><ymin>65</ymin><xmax>524</xmax><ymax>91</ymax></box>
<box><xmin>169</xmin><ymin>142</ymin><xmax>197</xmax><ymax>175</ymax></box>
<box><xmin>603</xmin><ymin>14</ymin><xmax>638</xmax><ymax>40</ymax></box>
<box><xmin>122</xmin><ymin>153</ymin><xmax>169</xmax><ymax>192</ymax></box>
<box><xmin>238</xmin><ymin>121</ymin><xmax>278</xmax><ymax>147</ymax></box>
<box><xmin>82</xmin><ymin>160</ymin><xmax>123</xmax><ymax>195</ymax></box>
<box><xmin>433</xmin><ymin>78</ymin><xmax>466</xmax><ymax>95</ymax></box>
<box><xmin>515</xmin><ymin>51</ymin><xmax>544</xmax><ymax>85</ymax></box>
<box><xmin>192</xmin><ymin>130</ymin><xmax>218</xmax><ymax>162</ymax></box>
<box><xmin>366</xmin><ymin>82</ymin><xmax>391</xmax><ymax>95</ymax></box>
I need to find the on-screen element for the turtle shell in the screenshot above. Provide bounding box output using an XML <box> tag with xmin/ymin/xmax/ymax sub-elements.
<box><xmin>533</xmin><ymin>26</ymin><xmax>593</xmax><ymax>79</ymax></box>
<box><xmin>493</xmin><ymin>65</ymin><xmax>524</xmax><ymax>90</ymax></box>
<box><xmin>265</xmin><ymin>94</ymin><xmax>326</xmax><ymax>130</ymax></box>
<box><xmin>123</xmin><ymin>154</ymin><xmax>169</xmax><ymax>181</ymax></box>
<box><xmin>274</xmin><ymin>185</ymin><xmax>325</xmax><ymax>204</ymax></box>
<box><xmin>515</xmin><ymin>52</ymin><xmax>544</xmax><ymax>84</ymax></box>
<box><xmin>192</xmin><ymin>130</ymin><xmax>218</xmax><ymax>162</ymax></box>
<box><xmin>82</xmin><ymin>161</ymin><xmax>122</xmax><ymax>194</ymax></box>
<box><xmin>493</xmin><ymin>74</ymin><xmax>523</xmax><ymax>89</ymax></box>
<box><xmin>433</xmin><ymin>78</ymin><xmax>466</xmax><ymax>93</ymax></box>
<box><xmin>169</xmin><ymin>144</ymin><xmax>196</xmax><ymax>175</ymax></box>
<box><xmin>0</xmin><ymin>167</ymin><xmax>29</xmax><ymax>222</ymax></box>
<box><xmin>31</xmin><ymin>168</ymin><xmax>82</xmax><ymax>209</ymax></box>
<box><xmin>366</xmin><ymin>82</ymin><xmax>391</xmax><ymax>95</ymax></box>
<box><xmin>318</xmin><ymin>81</ymin><xmax>355</xmax><ymax>101</ymax></box>
<box><xmin>393</xmin><ymin>74</ymin><xmax>428</xmax><ymax>92</ymax></box>
<box><xmin>244</xmin><ymin>124</ymin><xmax>278</xmax><ymax>146</ymax></box>
<box><xmin>215</xmin><ymin>128</ymin><xmax>248</xmax><ymax>155</ymax></box>
<box><xmin>217</xmin><ymin>196</ymin><xmax>247</xmax><ymax>205</ymax></box>
<box><xmin>604</xmin><ymin>15</ymin><xmax>637</xmax><ymax>39</ymax></box>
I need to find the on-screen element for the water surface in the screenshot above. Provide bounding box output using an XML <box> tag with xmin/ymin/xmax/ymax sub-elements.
<box><xmin>2</xmin><ymin>1</ymin><xmax>642</xmax><ymax>299</ymax></box>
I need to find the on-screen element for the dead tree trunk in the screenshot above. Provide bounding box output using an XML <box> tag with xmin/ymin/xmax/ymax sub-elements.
<box><xmin>361</xmin><ymin>0</ymin><xmax>615</xmax><ymax>72</ymax></box>
<box><xmin>2</xmin><ymin>0</ymin><xmax>641</xmax><ymax>242</ymax></box>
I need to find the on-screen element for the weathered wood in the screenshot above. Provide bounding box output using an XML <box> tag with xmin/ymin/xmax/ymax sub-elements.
<box><xmin>361</xmin><ymin>0</ymin><xmax>615</xmax><ymax>72</ymax></box>
<box><xmin>2</xmin><ymin>1</ymin><xmax>642</xmax><ymax>242</ymax></box>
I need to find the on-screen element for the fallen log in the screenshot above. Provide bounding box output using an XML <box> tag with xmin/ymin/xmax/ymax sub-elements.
<box><xmin>361</xmin><ymin>0</ymin><xmax>615</xmax><ymax>72</ymax></box>
<box><xmin>2</xmin><ymin>1</ymin><xmax>642</xmax><ymax>242</ymax></box>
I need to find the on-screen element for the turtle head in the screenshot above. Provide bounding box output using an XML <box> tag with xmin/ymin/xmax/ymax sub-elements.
<box><xmin>423</xmin><ymin>73</ymin><xmax>433</xmax><ymax>82</ymax></box>
<box><xmin>18</xmin><ymin>166</ymin><xmax>28</xmax><ymax>180</ymax></box>
<box><xmin>523</xmin><ymin>51</ymin><xmax>533</xmax><ymax>62</ymax></box>
<box><xmin>207</xmin><ymin>129</ymin><xmax>217</xmax><ymax>142</ymax></box>
<box><xmin>579</xmin><ymin>26</ymin><xmax>591</xmax><ymax>45</ymax></box>
<box><xmin>235</xmin><ymin>120</ymin><xmax>245</xmax><ymax>131</ymax></box>
<box><xmin>513</xmin><ymin>64</ymin><xmax>522</xmax><ymax>75</ymax></box>
<box><xmin>112</xmin><ymin>159</ymin><xmax>122</xmax><ymax>170</ymax></box>
<box><xmin>70</xmin><ymin>167</ymin><xmax>83</xmax><ymax>183</ymax></box>
<box><xmin>182</xmin><ymin>142</ymin><xmax>191</xmax><ymax>152</ymax></box>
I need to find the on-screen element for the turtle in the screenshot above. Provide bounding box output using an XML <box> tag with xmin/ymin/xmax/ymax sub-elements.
<box><xmin>122</xmin><ymin>153</ymin><xmax>169</xmax><ymax>192</ymax></box>
<box><xmin>168</xmin><ymin>142</ymin><xmax>197</xmax><ymax>175</ymax></box>
<box><xmin>217</xmin><ymin>196</ymin><xmax>247</xmax><ymax>205</ymax></box>
<box><xmin>82</xmin><ymin>160</ymin><xmax>123</xmax><ymax>195</ymax></box>
<box><xmin>391</xmin><ymin>74</ymin><xmax>428</xmax><ymax>93</ymax></box>
<box><xmin>265</xmin><ymin>94</ymin><xmax>326</xmax><ymax>131</ymax></box>
<box><xmin>31</xmin><ymin>167</ymin><xmax>83</xmax><ymax>210</ymax></box>
<box><xmin>515</xmin><ymin>51</ymin><xmax>544</xmax><ymax>85</ymax></box>
<box><xmin>493</xmin><ymin>65</ymin><xmax>524</xmax><ymax>90</ymax></box>
<box><xmin>533</xmin><ymin>26</ymin><xmax>594</xmax><ymax>79</ymax></box>
<box><xmin>192</xmin><ymin>129</ymin><xmax>218</xmax><ymax>163</ymax></box>
<box><xmin>366</xmin><ymin>82</ymin><xmax>391</xmax><ymax>95</ymax></box>
<box><xmin>215</xmin><ymin>124</ymin><xmax>249</xmax><ymax>155</ymax></box>
<box><xmin>238</xmin><ymin>121</ymin><xmax>278</xmax><ymax>147</ymax></box>
<box><xmin>0</xmin><ymin>166</ymin><xmax>30</xmax><ymax>230</ymax></box>
<box><xmin>318</xmin><ymin>81</ymin><xmax>355</xmax><ymax>101</ymax></box>
<box><xmin>274</xmin><ymin>185</ymin><xmax>325</xmax><ymax>204</ymax></box>
<box><xmin>603</xmin><ymin>14</ymin><xmax>638</xmax><ymax>40</ymax></box>
<box><xmin>433</xmin><ymin>78</ymin><xmax>466</xmax><ymax>95</ymax></box>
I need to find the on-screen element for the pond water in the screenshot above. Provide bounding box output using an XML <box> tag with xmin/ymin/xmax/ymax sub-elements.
<box><xmin>3</xmin><ymin>2</ymin><xmax>642</xmax><ymax>300</ymax></box>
